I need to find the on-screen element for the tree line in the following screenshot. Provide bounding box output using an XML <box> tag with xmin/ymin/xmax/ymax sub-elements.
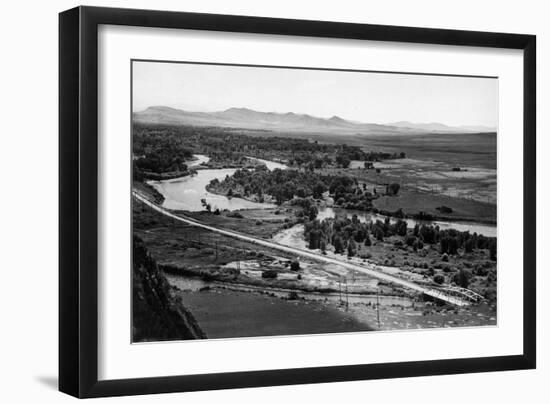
<box><xmin>133</xmin><ymin>123</ymin><xmax>407</xmax><ymax>176</ymax></box>
<box><xmin>208</xmin><ymin>166</ymin><xmax>383</xmax><ymax>210</ymax></box>
<box><xmin>303</xmin><ymin>213</ymin><xmax>497</xmax><ymax>262</ymax></box>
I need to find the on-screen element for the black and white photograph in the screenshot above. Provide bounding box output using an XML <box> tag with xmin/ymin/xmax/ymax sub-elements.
<box><xmin>0</xmin><ymin>0</ymin><xmax>544</xmax><ymax>401</ymax></box>
<box><xmin>131</xmin><ymin>60</ymin><xmax>498</xmax><ymax>342</ymax></box>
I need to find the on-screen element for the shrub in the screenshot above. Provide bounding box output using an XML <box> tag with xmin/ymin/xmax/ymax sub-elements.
<box><xmin>287</xmin><ymin>291</ymin><xmax>299</xmax><ymax>300</ymax></box>
<box><xmin>227</xmin><ymin>211</ymin><xmax>244</xmax><ymax>219</ymax></box>
<box><xmin>474</xmin><ymin>265</ymin><xmax>489</xmax><ymax>276</ymax></box>
<box><xmin>436</xmin><ymin>205</ymin><xmax>453</xmax><ymax>214</ymax></box>
<box><xmin>433</xmin><ymin>274</ymin><xmax>445</xmax><ymax>285</ymax></box>
<box><xmin>387</xmin><ymin>183</ymin><xmax>400</xmax><ymax>196</ymax></box>
<box><xmin>262</xmin><ymin>270</ymin><xmax>278</xmax><ymax>279</ymax></box>
<box><xmin>405</xmin><ymin>235</ymin><xmax>416</xmax><ymax>247</ymax></box>
<box><xmin>290</xmin><ymin>261</ymin><xmax>301</xmax><ymax>271</ymax></box>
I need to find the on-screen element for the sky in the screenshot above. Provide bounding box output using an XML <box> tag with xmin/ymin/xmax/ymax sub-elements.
<box><xmin>132</xmin><ymin>60</ymin><xmax>498</xmax><ymax>128</ymax></box>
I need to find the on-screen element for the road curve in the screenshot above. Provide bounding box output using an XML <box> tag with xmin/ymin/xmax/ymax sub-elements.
<box><xmin>133</xmin><ymin>191</ymin><xmax>470</xmax><ymax>306</ymax></box>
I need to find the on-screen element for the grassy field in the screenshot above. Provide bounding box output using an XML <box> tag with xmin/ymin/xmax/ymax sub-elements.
<box><xmin>174</xmin><ymin>288</ymin><xmax>373</xmax><ymax>339</ymax></box>
<box><xmin>231</xmin><ymin>130</ymin><xmax>496</xmax><ymax>167</ymax></box>
<box><xmin>373</xmin><ymin>189</ymin><xmax>496</xmax><ymax>223</ymax></box>
<box><xmin>183</xmin><ymin>207</ymin><xmax>297</xmax><ymax>240</ymax></box>
<box><xmin>357</xmin><ymin>132</ymin><xmax>496</xmax><ymax>169</ymax></box>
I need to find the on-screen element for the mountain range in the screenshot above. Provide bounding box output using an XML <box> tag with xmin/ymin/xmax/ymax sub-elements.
<box><xmin>133</xmin><ymin>106</ymin><xmax>496</xmax><ymax>135</ymax></box>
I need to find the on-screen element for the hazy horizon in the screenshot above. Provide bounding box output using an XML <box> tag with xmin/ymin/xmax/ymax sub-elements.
<box><xmin>132</xmin><ymin>61</ymin><xmax>498</xmax><ymax>128</ymax></box>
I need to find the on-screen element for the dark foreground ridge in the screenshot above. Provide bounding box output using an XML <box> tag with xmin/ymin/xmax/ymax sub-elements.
<box><xmin>132</xmin><ymin>235</ymin><xmax>206</xmax><ymax>342</ymax></box>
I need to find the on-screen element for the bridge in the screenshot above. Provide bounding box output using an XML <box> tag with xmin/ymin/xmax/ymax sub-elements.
<box><xmin>133</xmin><ymin>191</ymin><xmax>478</xmax><ymax>307</ymax></box>
<box><xmin>438</xmin><ymin>285</ymin><xmax>485</xmax><ymax>303</ymax></box>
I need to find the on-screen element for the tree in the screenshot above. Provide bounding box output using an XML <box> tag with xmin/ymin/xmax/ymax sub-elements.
<box><xmin>312</xmin><ymin>182</ymin><xmax>327</xmax><ymax>199</ymax></box>
<box><xmin>405</xmin><ymin>235</ymin><xmax>416</xmax><ymax>247</ymax></box>
<box><xmin>453</xmin><ymin>269</ymin><xmax>471</xmax><ymax>288</ymax></box>
<box><xmin>347</xmin><ymin>239</ymin><xmax>357</xmax><ymax>257</ymax></box>
<box><xmin>373</xmin><ymin>226</ymin><xmax>384</xmax><ymax>241</ymax></box>
<box><xmin>308</xmin><ymin>229</ymin><xmax>321</xmax><ymax>250</ymax></box>
<box><xmin>200</xmin><ymin>198</ymin><xmax>211</xmax><ymax>212</ymax></box>
<box><xmin>307</xmin><ymin>205</ymin><xmax>319</xmax><ymax>221</ymax></box>
<box><xmin>448</xmin><ymin>237</ymin><xmax>459</xmax><ymax>255</ymax></box>
<box><xmin>336</xmin><ymin>154</ymin><xmax>351</xmax><ymax>168</ymax></box>
<box><xmin>440</xmin><ymin>237</ymin><xmax>449</xmax><ymax>254</ymax></box>
<box><xmin>364</xmin><ymin>234</ymin><xmax>372</xmax><ymax>247</ymax></box>
<box><xmin>489</xmin><ymin>239</ymin><xmax>497</xmax><ymax>261</ymax></box>
<box><xmin>333</xmin><ymin>235</ymin><xmax>345</xmax><ymax>254</ymax></box>
<box><xmin>395</xmin><ymin>219</ymin><xmax>408</xmax><ymax>236</ymax></box>
<box><xmin>296</xmin><ymin>187</ymin><xmax>307</xmax><ymax>198</ymax></box>
<box><xmin>420</xmin><ymin>225</ymin><xmax>436</xmax><ymax>244</ymax></box>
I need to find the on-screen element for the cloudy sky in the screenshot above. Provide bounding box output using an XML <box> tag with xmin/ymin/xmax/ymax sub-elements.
<box><xmin>132</xmin><ymin>60</ymin><xmax>498</xmax><ymax>128</ymax></box>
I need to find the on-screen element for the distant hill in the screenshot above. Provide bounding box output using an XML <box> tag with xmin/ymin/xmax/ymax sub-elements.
<box><xmin>134</xmin><ymin>106</ymin><xmax>496</xmax><ymax>135</ymax></box>
<box><xmin>389</xmin><ymin>121</ymin><xmax>495</xmax><ymax>134</ymax></box>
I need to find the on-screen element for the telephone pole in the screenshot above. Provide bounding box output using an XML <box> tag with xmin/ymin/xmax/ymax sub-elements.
<box><xmin>338</xmin><ymin>277</ymin><xmax>342</xmax><ymax>305</ymax></box>
<box><xmin>345</xmin><ymin>278</ymin><xmax>349</xmax><ymax>310</ymax></box>
<box><xmin>376</xmin><ymin>288</ymin><xmax>381</xmax><ymax>329</ymax></box>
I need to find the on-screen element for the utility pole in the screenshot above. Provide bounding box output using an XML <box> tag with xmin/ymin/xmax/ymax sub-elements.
<box><xmin>345</xmin><ymin>278</ymin><xmax>349</xmax><ymax>310</ymax></box>
<box><xmin>376</xmin><ymin>288</ymin><xmax>381</xmax><ymax>329</ymax></box>
<box><xmin>338</xmin><ymin>277</ymin><xmax>342</xmax><ymax>305</ymax></box>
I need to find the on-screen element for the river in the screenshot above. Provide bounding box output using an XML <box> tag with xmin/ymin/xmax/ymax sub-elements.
<box><xmin>148</xmin><ymin>155</ymin><xmax>284</xmax><ymax>211</ymax></box>
<box><xmin>150</xmin><ymin>154</ymin><xmax>496</xmax><ymax>237</ymax></box>
<box><xmin>316</xmin><ymin>207</ymin><xmax>496</xmax><ymax>237</ymax></box>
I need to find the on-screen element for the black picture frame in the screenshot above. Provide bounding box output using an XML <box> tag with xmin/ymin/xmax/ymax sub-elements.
<box><xmin>59</xmin><ymin>5</ymin><xmax>536</xmax><ymax>398</ymax></box>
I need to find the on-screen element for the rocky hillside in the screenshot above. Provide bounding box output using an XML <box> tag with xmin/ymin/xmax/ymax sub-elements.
<box><xmin>133</xmin><ymin>235</ymin><xmax>206</xmax><ymax>342</ymax></box>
